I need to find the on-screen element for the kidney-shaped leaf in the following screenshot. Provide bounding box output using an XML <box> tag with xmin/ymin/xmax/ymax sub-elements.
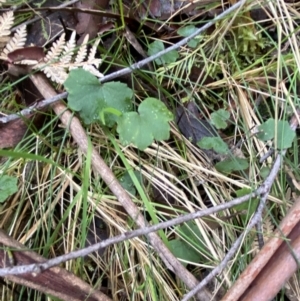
<box><xmin>147</xmin><ymin>41</ymin><xmax>179</xmax><ymax>65</ymax></box>
<box><xmin>98</xmin><ymin>82</ymin><xmax>133</xmax><ymax>127</ymax></box>
<box><xmin>0</xmin><ymin>175</ymin><xmax>18</xmax><ymax>203</ymax></box>
<box><xmin>65</xmin><ymin>70</ymin><xmax>133</xmax><ymax>126</ymax></box>
<box><xmin>65</xmin><ymin>69</ymin><xmax>104</xmax><ymax>124</ymax></box>
<box><xmin>117</xmin><ymin>98</ymin><xmax>173</xmax><ymax>150</ymax></box>
<box><xmin>257</xmin><ymin>118</ymin><xmax>295</xmax><ymax>149</ymax></box>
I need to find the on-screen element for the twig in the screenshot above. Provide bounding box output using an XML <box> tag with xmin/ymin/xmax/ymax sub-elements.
<box><xmin>0</xmin><ymin>92</ymin><xmax>68</xmax><ymax>123</ymax></box>
<box><xmin>259</xmin><ymin>148</ymin><xmax>274</xmax><ymax>163</ymax></box>
<box><xmin>0</xmin><ymin>0</ymin><xmax>247</xmax><ymax>124</ymax></box>
<box><xmin>0</xmin><ymin>188</ymin><xmax>264</xmax><ymax>277</ymax></box>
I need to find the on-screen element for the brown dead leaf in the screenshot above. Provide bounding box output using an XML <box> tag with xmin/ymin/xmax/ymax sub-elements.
<box><xmin>0</xmin><ymin>118</ymin><xmax>30</xmax><ymax>149</ymax></box>
<box><xmin>75</xmin><ymin>0</ymin><xmax>109</xmax><ymax>44</ymax></box>
<box><xmin>124</xmin><ymin>26</ymin><xmax>148</xmax><ymax>59</ymax></box>
<box><xmin>7</xmin><ymin>47</ymin><xmax>45</xmax><ymax>63</ymax></box>
<box><xmin>176</xmin><ymin>101</ymin><xmax>217</xmax><ymax>145</ymax></box>
<box><xmin>26</xmin><ymin>0</ymin><xmax>77</xmax><ymax>46</ymax></box>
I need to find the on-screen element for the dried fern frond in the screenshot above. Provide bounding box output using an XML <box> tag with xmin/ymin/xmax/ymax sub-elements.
<box><xmin>0</xmin><ymin>9</ymin><xmax>27</xmax><ymax>61</ymax></box>
<box><xmin>45</xmin><ymin>33</ymin><xmax>66</xmax><ymax>62</ymax></box>
<box><xmin>33</xmin><ymin>32</ymin><xmax>103</xmax><ymax>84</ymax></box>
<box><xmin>0</xmin><ymin>11</ymin><xmax>13</xmax><ymax>38</ymax></box>
<box><xmin>1</xmin><ymin>25</ymin><xmax>26</xmax><ymax>57</ymax></box>
<box><xmin>0</xmin><ymin>18</ymin><xmax>102</xmax><ymax>84</ymax></box>
<box><xmin>75</xmin><ymin>34</ymin><xmax>89</xmax><ymax>64</ymax></box>
<box><xmin>60</xmin><ymin>31</ymin><xmax>76</xmax><ymax>64</ymax></box>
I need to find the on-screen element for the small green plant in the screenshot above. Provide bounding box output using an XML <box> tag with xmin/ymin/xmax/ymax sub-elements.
<box><xmin>197</xmin><ymin>136</ymin><xmax>229</xmax><ymax>154</ymax></box>
<box><xmin>215</xmin><ymin>157</ymin><xmax>249</xmax><ymax>173</ymax></box>
<box><xmin>256</xmin><ymin>119</ymin><xmax>295</xmax><ymax>150</ymax></box>
<box><xmin>177</xmin><ymin>25</ymin><xmax>200</xmax><ymax>48</ymax></box>
<box><xmin>147</xmin><ymin>40</ymin><xmax>179</xmax><ymax>65</ymax></box>
<box><xmin>210</xmin><ymin>109</ymin><xmax>230</xmax><ymax>129</ymax></box>
<box><xmin>65</xmin><ymin>69</ymin><xmax>174</xmax><ymax>150</ymax></box>
<box><xmin>168</xmin><ymin>221</ymin><xmax>208</xmax><ymax>266</ymax></box>
<box><xmin>118</xmin><ymin>170</ymin><xmax>142</xmax><ymax>195</ymax></box>
<box><xmin>0</xmin><ymin>174</ymin><xmax>18</xmax><ymax>203</ymax></box>
<box><xmin>117</xmin><ymin>97</ymin><xmax>173</xmax><ymax>150</ymax></box>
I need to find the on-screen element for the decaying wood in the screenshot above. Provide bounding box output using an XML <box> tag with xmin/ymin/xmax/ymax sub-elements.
<box><xmin>222</xmin><ymin>197</ymin><xmax>300</xmax><ymax>301</ymax></box>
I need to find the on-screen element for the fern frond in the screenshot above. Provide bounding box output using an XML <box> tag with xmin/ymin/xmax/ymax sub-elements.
<box><xmin>75</xmin><ymin>34</ymin><xmax>89</xmax><ymax>64</ymax></box>
<box><xmin>2</xmin><ymin>28</ymin><xmax>103</xmax><ymax>84</ymax></box>
<box><xmin>1</xmin><ymin>25</ymin><xmax>26</xmax><ymax>57</ymax></box>
<box><xmin>88</xmin><ymin>37</ymin><xmax>100</xmax><ymax>63</ymax></box>
<box><xmin>43</xmin><ymin>66</ymin><xmax>68</xmax><ymax>83</ymax></box>
<box><xmin>34</xmin><ymin>31</ymin><xmax>103</xmax><ymax>84</ymax></box>
<box><xmin>0</xmin><ymin>11</ymin><xmax>13</xmax><ymax>37</ymax></box>
<box><xmin>60</xmin><ymin>31</ymin><xmax>76</xmax><ymax>64</ymax></box>
<box><xmin>45</xmin><ymin>33</ymin><xmax>65</xmax><ymax>62</ymax></box>
<box><xmin>83</xmin><ymin>64</ymin><xmax>103</xmax><ymax>78</ymax></box>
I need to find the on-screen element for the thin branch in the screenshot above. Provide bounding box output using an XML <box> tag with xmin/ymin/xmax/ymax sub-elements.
<box><xmin>0</xmin><ymin>189</ymin><xmax>262</xmax><ymax>277</ymax></box>
<box><xmin>98</xmin><ymin>0</ymin><xmax>248</xmax><ymax>83</ymax></box>
<box><xmin>0</xmin><ymin>92</ymin><xmax>68</xmax><ymax>123</ymax></box>
<box><xmin>0</xmin><ymin>0</ymin><xmax>248</xmax><ymax>124</ymax></box>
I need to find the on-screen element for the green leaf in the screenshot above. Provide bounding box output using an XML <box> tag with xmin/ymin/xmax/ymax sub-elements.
<box><xmin>0</xmin><ymin>175</ymin><xmax>18</xmax><ymax>203</ymax></box>
<box><xmin>169</xmin><ymin>221</ymin><xmax>208</xmax><ymax>265</ymax></box>
<box><xmin>275</xmin><ymin>120</ymin><xmax>295</xmax><ymax>149</ymax></box>
<box><xmin>99</xmin><ymin>107</ymin><xmax>122</xmax><ymax>125</ymax></box>
<box><xmin>215</xmin><ymin>157</ymin><xmax>249</xmax><ymax>173</ymax></box>
<box><xmin>117</xmin><ymin>98</ymin><xmax>173</xmax><ymax>150</ymax></box>
<box><xmin>197</xmin><ymin>137</ymin><xmax>229</xmax><ymax>154</ymax></box>
<box><xmin>98</xmin><ymin>82</ymin><xmax>133</xmax><ymax>127</ymax></box>
<box><xmin>235</xmin><ymin>187</ymin><xmax>252</xmax><ymax>198</ymax></box>
<box><xmin>256</xmin><ymin>119</ymin><xmax>295</xmax><ymax>149</ymax></box>
<box><xmin>210</xmin><ymin>109</ymin><xmax>230</xmax><ymax>129</ymax></box>
<box><xmin>168</xmin><ymin>239</ymin><xmax>200</xmax><ymax>266</ymax></box>
<box><xmin>177</xmin><ymin>25</ymin><xmax>199</xmax><ymax>48</ymax></box>
<box><xmin>119</xmin><ymin>171</ymin><xmax>142</xmax><ymax>196</ymax></box>
<box><xmin>65</xmin><ymin>69</ymin><xmax>104</xmax><ymax>124</ymax></box>
<box><xmin>256</xmin><ymin>119</ymin><xmax>275</xmax><ymax>141</ymax></box>
<box><xmin>147</xmin><ymin>41</ymin><xmax>179</xmax><ymax>65</ymax></box>
<box><xmin>260</xmin><ymin>166</ymin><xmax>270</xmax><ymax>179</ymax></box>
<box><xmin>65</xmin><ymin>70</ymin><xmax>133</xmax><ymax>125</ymax></box>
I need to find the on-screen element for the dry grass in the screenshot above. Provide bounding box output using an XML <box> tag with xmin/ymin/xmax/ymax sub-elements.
<box><xmin>1</xmin><ymin>0</ymin><xmax>300</xmax><ymax>300</ymax></box>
